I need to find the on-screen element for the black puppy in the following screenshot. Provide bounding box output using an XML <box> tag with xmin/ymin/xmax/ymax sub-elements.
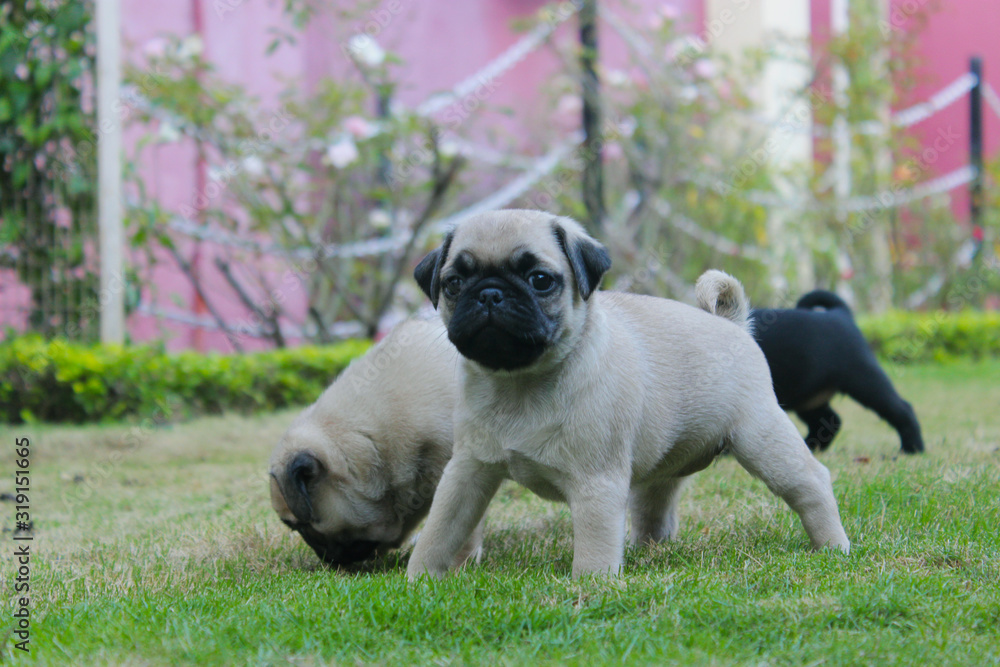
<box><xmin>751</xmin><ymin>290</ymin><xmax>924</xmax><ymax>454</ymax></box>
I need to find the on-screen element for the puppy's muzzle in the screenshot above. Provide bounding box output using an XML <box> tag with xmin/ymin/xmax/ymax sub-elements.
<box><xmin>478</xmin><ymin>287</ymin><xmax>504</xmax><ymax>306</ymax></box>
<box><xmin>285</xmin><ymin>520</ymin><xmax>382</xmax><ymax>566</ymax></box>
<box><xmin>448</xmin><ymin>279</ymin><xmax>551</xmax><ymax>371</ymax></box>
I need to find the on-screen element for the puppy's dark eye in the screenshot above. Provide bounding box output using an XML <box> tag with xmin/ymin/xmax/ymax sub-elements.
<box><xmin>529</xmin><ymin>272</ymin><xmax>555</xmax><ymax>293</ymax></box>
<box><xmin>443</xmin><ymin>276</ymin><xmax>463</xmax><ymax>297</ymax></box>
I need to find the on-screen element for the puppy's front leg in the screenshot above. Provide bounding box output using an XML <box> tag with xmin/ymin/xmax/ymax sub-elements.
<box><xmin>407</xmin><ymin>455</ymin><xmax>502</xmax><ymax>580</ymax></box>
<box><xmin>567</xmin><ymin>476</ymin><xmax>631</xmax><ymax>577</ymax></box>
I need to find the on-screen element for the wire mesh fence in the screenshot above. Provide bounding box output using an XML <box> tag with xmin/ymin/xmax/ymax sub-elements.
<box><xmin>0</xmin><ymin>180</ymin><xmax>101</xmax><ymax>342</ymax></box>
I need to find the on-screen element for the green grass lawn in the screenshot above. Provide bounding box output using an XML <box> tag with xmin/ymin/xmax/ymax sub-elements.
<box><xmin>3</xmin><ymin>360</ymin><xmax>999</xmax><ymax>665</ymax></box>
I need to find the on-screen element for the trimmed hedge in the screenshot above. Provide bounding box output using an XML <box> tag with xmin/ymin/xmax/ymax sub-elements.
<box><xmin>859</xmin><ymin>310</ymin><xmax>1000</xmax><ymax>364</ymax></box>
<box><xmin>0</xmin><ymin>336</ymin><xmax>370</xmax><ymax>424</ymax></box>
<box><xmin>1</xmin><ymin>310</ymin><xmax>997</xmax><ymax>424</ymax></box>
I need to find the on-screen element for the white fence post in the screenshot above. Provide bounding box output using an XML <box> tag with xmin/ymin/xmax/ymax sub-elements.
<box><xmin>97</xmin><ymin>0</ymin><xmax>124</xmax><ymax>344</ymax></box>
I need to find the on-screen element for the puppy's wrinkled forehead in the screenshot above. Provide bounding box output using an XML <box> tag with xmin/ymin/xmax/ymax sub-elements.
<box><xmin>446</xmin><ymin>210</ymin><xmax>569</xmax><ymax>271</ymax></box>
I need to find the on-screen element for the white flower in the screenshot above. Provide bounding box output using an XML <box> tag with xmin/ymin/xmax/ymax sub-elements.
<box><xmin>439</xmin><ymin>140</ymin><xmax>461</xmax><ymax>158</ymax></box>
<box><xmin>241</xmin><ymin>155</ymin><xmax>265</xmax><ymax>177</ymax></box>
<box><xmin>346</xmin><ymin>34</ymin><xmax>385</xmax><ymax>67</ymax></box>
<box><xmin>605</xmin><ymin>69</ymin><xmax>630</xmax><ymax>88</ymax></box>
<box><xmin>388</xmin><ymin>100</ymin><xmax>407</xmax><ymax>118</ymax></box>
<box><xmin>157</xmin><ymin>121</ymin><xmax>181</xmax><ymax>143</ymax></box>
<box><xmin>678</xmin><ymin>85</ymin><xmax>699</xmax><ymax>103</ymax></box>
<box><xmin>617</xmin><ymin>116</ymin><xmax>637</xmax><ymax>138</ymax></box>
<box><xmin>665</xmin><ymin>36</ymin><xmax>705</xmax><ymax>62</ymax></box>
<box><xmin>177</xmin><ymin>35</ymin><xmax>204</xmax><ymax>60</ymax></box>
<box><xmin>324</xmin><ymin>137</ymin><xmax>359</xmax><ymax>169</ymax></box>
<box><xmin>623</xmin><ymin>190</ymin><xmax>641</xmax><ymax>212</ymax></box>
<box><xmin>368</xmin><ymin>208</ymin><xmax>392</xmax><ymax>230</ymax></box>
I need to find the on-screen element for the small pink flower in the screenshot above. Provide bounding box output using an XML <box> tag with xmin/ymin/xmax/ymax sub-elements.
<box><xmin>660</xmin><ymin>5</ymin><xmax>680</xmax><ymax>21</ymax></box>
<box><xmin>554</xmin><ymin>94</ymin><xmax>583</xmax><ymax>129</ymax></box>
<box><xmin>143</xmin><ymin>38</ymin><xmax>168</xmax><ymax>59</ymax></box>
<box><xmin>603</xmin><ymin>142</ymin><xmax>624</xmax><ymax>162</ymax></box>
<box><xmin>556</xmin><ymin>94</ymin><xmax>582</xmax><ymax>117</ymax></box>
<box><xmin>342</xmin><ymin>115</ymin><xmax>377</xmax><ymax>139</ymax></box>
<box><xmin>693</xmin><ymin>59</ymin><xmax>717</xmax><ymax>79</ymax></box>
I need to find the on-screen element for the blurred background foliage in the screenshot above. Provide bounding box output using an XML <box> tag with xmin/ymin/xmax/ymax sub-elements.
<box><xmin>1</xmin><ymin>0</ymin><xmax>996</xmax><ymax>348</ymax></box>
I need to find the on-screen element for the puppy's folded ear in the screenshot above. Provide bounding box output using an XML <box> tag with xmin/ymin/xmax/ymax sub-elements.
<box><xmin>552</xmin><ymin>220</ymin><xmax>611</xmax><ymax>300</ymax></box>
<box><xmin>278</xmin><ymin>451</ymin><xmax>325</xmax><ymax>524</ymax></box>
<box><xmin>413</xmin><ymin>232</ymin><xmax>453</xmax><ymax>308</ymax></box>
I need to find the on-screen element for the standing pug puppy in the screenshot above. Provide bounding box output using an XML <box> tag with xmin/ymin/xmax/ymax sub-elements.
<box><xmin>269</xmin><ymin>318</ymin><xmax>482</xmax><ymax>568</ymax></box>
<box><xmin>751</xmin><ymin>291</ymin><xmax>924</xmax><ymax>454</ymax></box>
<box><xmin>406</xmin><ymin>210</ymin><xmax>850</xmax><ymax>580</ymax></box>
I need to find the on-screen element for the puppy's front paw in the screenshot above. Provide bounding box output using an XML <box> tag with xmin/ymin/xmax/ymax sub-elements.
<box><xmin>406</xmin><ymin>560</ymin><xmax>447</xmax><ymax>582</ymax></box>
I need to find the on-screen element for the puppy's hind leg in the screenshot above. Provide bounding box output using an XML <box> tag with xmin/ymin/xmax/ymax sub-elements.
<box><xmin>841</xmin><ymin>360</ymin><xmax>924</xmax><ymax>454</ymax></box>
<box><xmin>729</xmin><ymin>410</ymin><xmax>850</xmax><ymax>553</ymax></box>
<box><xmin>629</xmin><ymin>477</ymin><xmax>686</xmax><ymax>545</ymax></box>
<box><xmin>798</xmin><ymin>404</ymin><xmax>842</xmax><ymax>452</ymax></box>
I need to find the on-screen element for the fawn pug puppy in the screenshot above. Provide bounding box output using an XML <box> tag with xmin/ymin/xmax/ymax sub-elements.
<box><xmin>269</xmin><ymin>318</ymin><xmax>482</xmax><ymax>568</ymax></box>
<box><xmin>406</xmin><ymin>209</ymin><xmax>849</xmax><ymax>579</ymax></box>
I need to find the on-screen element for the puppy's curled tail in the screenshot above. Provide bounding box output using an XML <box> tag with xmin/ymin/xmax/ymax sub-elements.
<box><xmin>796</xmin><ymin>289</ymin><xmax>852</xmax><ymax>314</ymax></box>
<box><xmin>695</xmin><ymin>270</ymin><xmax>752</xmax><ymax>335</ymax></box>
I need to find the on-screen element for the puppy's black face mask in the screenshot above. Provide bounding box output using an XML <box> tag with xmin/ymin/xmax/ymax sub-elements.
<box><xmin>441</xmin><ymin>250</ymin><xmax>564</xmax><ymax>371</ymax></box>
<box><xmin>413</xmin><ymin>219</ymin><xmax>612</xmax><ymax>371</ymax></box>
<box><xmin>274</xmin><ymin>453</ymin><xmax>393</xmax><ymax>567</ymax></box>
<box><xmin>284</xmin><ymin>520</ymin><xmax>384</xmax><ymax>567</ymax></box>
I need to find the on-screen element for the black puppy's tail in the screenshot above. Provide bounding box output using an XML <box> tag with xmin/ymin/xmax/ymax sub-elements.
<box><xmin>696</xmin><ymin>270</ymin><xmax>752</xmax><ymax>335</ymax></box>
<box><xmin>796</xmin><ymin>290</ymin><xmax>852</xmax><ymax>315</ymax></box>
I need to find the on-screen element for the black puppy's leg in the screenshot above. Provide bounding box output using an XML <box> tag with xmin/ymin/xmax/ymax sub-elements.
<box><xmin>798</xmin><ymin>404</ymin><xmax>842</xmax><ymax>452</ymax></box>
<box><xmin>841</xmin><ymin>361</ymin><xmax>925</xmax><ymax>454</ymax></box>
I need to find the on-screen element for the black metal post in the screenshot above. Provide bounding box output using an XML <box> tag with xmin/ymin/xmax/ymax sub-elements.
<box><xmin>579</xmin><ymin>0</ymin><xmax>605</xmax><ymax>231</ymax></box>
<box><xmin>969</xmin><ymin>56</ymin><xmax>984</xmax><ymax>251</ymax></box>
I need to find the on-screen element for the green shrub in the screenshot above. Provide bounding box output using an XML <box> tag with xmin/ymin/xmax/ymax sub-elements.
<box><xmin>859</xmin><ymin>310</ymin><xmax>1000</xmax><ymax>363</ymax></box>
<box><xmin>2</xmin><ymin>310</ymin><xmax>996</xmax><ymax>424</ymax></box>
<box><xmin>0</xmin><ymin>336</ymin><xmax>370</xmax><ymax>424</ymax></box>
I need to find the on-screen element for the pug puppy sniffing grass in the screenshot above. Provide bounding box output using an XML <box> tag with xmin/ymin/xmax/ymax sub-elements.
<box><xmin>269</xmin><ymin>318</ymin><xmax>483</xmax><ymax>569</ymax></box>
<box><xmin>407</xmin><ymin>209</ymin><xmax>850</xmax><ymax>579</ymax></box>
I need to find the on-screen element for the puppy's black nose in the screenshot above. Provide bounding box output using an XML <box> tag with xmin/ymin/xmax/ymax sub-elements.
<box><xmin>478</xmin><ymin>287</ymin><xmax>504</xmax><ymax>306</ymax></box>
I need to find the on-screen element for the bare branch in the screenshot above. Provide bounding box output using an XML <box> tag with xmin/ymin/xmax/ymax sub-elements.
<box><xmin>370</xmin><ymin>150</ymin><xmax>465</xmax><ymax>327</ymax></box>
<box><xmin>165</xmin><ymin>243</ymin><xmax>244</xmax><ymax>353</ymax></box>
<box><xmin>307</xmin><ymin>305</ymin><xmax>334</xmax><ymax>344</ymax></box>
<box><xmin>214</xmin><ymin>256</ymin><xmax>286</xmax><ymax>348</ymax></box>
